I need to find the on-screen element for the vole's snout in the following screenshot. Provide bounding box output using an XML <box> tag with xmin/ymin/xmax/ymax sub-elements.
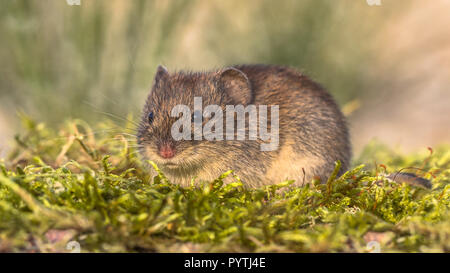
<box><xmin>159</xmin><ymin>142</ymin><xmax>176</xmax><ymax>159</ymax></box>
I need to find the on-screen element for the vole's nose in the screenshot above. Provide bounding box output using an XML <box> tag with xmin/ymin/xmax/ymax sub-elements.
<box><xmin>159</xmin><ymin>143</ymin><xmax>176</xmax><ymax>159</ymax></box>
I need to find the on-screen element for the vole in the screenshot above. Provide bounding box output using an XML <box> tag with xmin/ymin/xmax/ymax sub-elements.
<box><xmin>137</xmin><ymin>64</ymin><xmax>431</xmax><ymax>189</ymax></box>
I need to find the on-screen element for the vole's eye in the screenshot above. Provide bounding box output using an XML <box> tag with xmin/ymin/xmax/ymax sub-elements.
<box><xmin>191</xmin><ymin>110</ymin><xmax>202</xmax><ymax>123</ymax></box>
<box><xmin>148</xmin><ymin>111</ymin><xmax>154</xmax><ymax>124</ymax></box>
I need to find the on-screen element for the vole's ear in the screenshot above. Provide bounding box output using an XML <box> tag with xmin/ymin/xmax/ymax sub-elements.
<box><xmin>154</xmin><ymin>65</ymin><xmax>169</xmax><ymax>86</ymax></box>
<box><xmin>218</xmin><ymin>67</ymin><xmax>252</xmax><ymax>105</ymax></box>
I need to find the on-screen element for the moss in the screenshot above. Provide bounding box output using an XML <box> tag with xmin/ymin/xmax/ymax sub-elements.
<box><xmin>0</xmin><ymin>117</ymin><xmax>449</xmax><ymax>252</ymax></box>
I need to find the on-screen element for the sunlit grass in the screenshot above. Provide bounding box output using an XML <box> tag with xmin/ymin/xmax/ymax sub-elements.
<box><xmin>0</xmin><ymin>117</ymin><xmax>448</xmax><ymax>252</ymax></box>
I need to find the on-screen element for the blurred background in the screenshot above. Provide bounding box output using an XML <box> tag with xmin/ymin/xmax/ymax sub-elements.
<box><xmin>0</xmin><ymin>0</ymin><xmax>449</xmax><ymax>157</ymax></box>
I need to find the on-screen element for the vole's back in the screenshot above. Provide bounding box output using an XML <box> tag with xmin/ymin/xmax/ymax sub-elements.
<box><xmin>234</xmin><ymin>65</ymin><xmax>351</xmax><ymax>185</ymax></box>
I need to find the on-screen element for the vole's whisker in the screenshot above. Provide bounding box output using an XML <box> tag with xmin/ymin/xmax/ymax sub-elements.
<box><xmin>127</xmin><ymin>151</ymin><xmax>142</xmax><ymax>157</ymax></box>
<box><xmin>119</xmin><ymin>132</ymin><xmax>138</xmax><ymax>138</ymax></box>
<box><xmin>43</xmin><ymin>128</ymin><xmax>132</xmax><ymax>142</ymax></box>
<box><xmin>128</xmin><ymin>145</ymin><xmax>145</xmax><ymax>148</ymax></box>
<box><xmin>101</xmin><ymin>137</ymin><xmax>137</xmax><ymax>143</ymax></box>
<box><xmin>112</xmin><ymin>137</ymin><xmax>137</xmax><ymax>141</ymax></box>
<box><xmin>83</xmin><ymin>101</ymin><xmax>140</xmax><ymax>127</ymax></box>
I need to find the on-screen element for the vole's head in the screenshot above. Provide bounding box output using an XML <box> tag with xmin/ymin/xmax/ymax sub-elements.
<box><xmin>137</xmin><ymin>65</ymin><xmax>252</xmax><ymax>173</ymax></box>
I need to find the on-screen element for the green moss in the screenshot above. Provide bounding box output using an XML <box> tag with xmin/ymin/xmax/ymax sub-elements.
<box><xmin>0</xmin><ymin>117</ymin><xmax>449</xmax><ymax>252</ymax></box>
